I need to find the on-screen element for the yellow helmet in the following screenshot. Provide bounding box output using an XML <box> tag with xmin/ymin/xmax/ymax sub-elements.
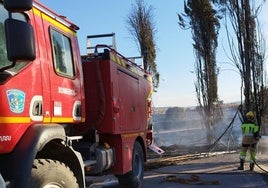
<box><xmin>246</xmin><ymin>111</ymin><xmax>255</xmax><ymax>119</ymax></box>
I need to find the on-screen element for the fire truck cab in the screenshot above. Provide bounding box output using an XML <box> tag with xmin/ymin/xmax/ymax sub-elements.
<box><xmin>0</xmin><ymin>0</ymin><xmax>163</xmax><ymax>188</ymax></box>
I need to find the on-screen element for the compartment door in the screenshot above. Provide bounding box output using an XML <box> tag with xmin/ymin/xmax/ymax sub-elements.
<box><xmin>118</xmin><ymin>70</ymin><xmax>140</xmax><ymax>132</ymax></box>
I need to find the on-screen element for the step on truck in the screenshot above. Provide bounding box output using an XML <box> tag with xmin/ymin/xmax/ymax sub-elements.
<box><xmin>0</xmin><ymin>0</ymin><xmax>163</xmax><ymax>187</ymax></box>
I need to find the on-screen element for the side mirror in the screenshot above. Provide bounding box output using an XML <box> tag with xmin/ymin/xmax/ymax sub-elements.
<box><xmin>5</xmin><ymin>18</ymin><xmax>36</xmax><ymax>62</ymax></box>
<box><xmin>4</xmin><ymin>0</ymin><xmax>33</xmax><ymax>12</ymax></box>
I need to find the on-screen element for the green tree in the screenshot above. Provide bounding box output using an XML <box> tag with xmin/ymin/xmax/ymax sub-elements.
<box><xmin>126</xmin><ymin>0</ymin><xmax>159</xmax><ymax>90</ymax></box>
<box><xmin>178</xmin><ymin>0</ymin><xmax>221</xmax><ymax>142</ymax></box>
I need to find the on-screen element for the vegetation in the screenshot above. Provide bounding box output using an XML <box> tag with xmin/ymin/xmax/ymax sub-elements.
<box><xmin>178</xmin><ymin>0</ymin><xmax>221</xmax><ymax>142</ymax></box>
<box><xmin>214</xmin><ymin>0</ymin><xmax>267</xmax><ymax>128</ymax></box>
<box><xmin>179</xmin><ymin>0</ymin><xmax>267</xmax><ymax>133</ymax></box>
<box><xmin>126</xmin><ymin>0</ymin><xmax>160</xmax><ymax>90</ymax></box>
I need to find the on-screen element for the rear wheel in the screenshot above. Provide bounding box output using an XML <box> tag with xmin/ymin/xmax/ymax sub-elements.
<box><xmin>118</xmin><ymin>141</ymin><xmax>144</xmax><ymax>188</ymax></box>
<box><xmin>29</xmin><ymin>159</ymin><xmax>79</xmax><ymax>188</ymax></box>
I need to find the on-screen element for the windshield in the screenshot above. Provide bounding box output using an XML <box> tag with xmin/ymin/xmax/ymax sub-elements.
<box><xmin>0</xmin><ymin>2</ymin><xmax>29</xmax><ymax>73</ymax></box>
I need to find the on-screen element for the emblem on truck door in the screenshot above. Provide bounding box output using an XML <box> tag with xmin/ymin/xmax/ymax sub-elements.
<box><xmin>6</xmin><ymin>89</ymin><xmax>26</xmax><ymax>114</ymax></box>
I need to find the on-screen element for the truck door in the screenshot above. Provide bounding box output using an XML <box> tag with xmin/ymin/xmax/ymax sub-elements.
<box><xmin>48</xmin><ymin>28</ymin><xmax>82</xmax><ymax>122</ymax></box>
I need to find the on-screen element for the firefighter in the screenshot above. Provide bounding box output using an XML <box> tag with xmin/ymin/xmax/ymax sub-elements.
<box><xmin>237</xmin><ymin>111</ymin><xmax>260</xmax><ymax>171</ymax></box>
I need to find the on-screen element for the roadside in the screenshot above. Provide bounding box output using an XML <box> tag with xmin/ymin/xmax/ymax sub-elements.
<box><xmin>87</xmin><ymin>151</ymin><xmax>268</xmax><ymax>188</ymax></box>
<box><xmin>143</xmin><ymin>151</ymin><xmax>268</xmax><ymax>188</ymax></box>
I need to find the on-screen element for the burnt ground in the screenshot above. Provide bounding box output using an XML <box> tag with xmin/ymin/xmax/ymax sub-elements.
<box><xmin>146</xmin><ymin>144</ymin><xmax>240</xmax><ymax>170</ymax></box>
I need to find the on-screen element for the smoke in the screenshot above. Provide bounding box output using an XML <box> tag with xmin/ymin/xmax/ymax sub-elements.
<box><xmin>152</xmin><ymin>105</ymin><xmax>242</xmax><ymax>154</ymax></box>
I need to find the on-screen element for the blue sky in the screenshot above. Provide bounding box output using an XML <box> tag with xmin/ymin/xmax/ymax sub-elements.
<box><xmin>38</xmin><ymin>0</ymin><xmax>268</xmax><ymax>107</ymax></box>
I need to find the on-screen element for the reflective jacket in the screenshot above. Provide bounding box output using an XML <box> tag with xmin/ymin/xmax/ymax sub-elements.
<box><xmin>241</xmin><ymin>123</ymin><xmax>259</xmax><ymax>137</ymax></box>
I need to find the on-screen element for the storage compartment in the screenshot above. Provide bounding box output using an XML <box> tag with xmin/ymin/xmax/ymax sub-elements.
<box><xmin>82</xmin><ymin>48</ymin><xmax>152</xmax><ymax>134</ymax></box>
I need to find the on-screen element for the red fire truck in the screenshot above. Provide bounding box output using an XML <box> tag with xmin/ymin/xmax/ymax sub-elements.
<box><xmin>0</xmin><ymin>0</ymin><xmax>163</xmax><ymax>187</ymax></box>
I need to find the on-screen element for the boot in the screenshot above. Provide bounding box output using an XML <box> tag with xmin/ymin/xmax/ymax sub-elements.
<box><xmin>249</xmin><ymin>163</ymin><xmax>254</xmax><ymax>171</ymax></box>
<box><xmin>237</xmin><ymin>159</ymin><xmax>244</xmax><ymax>170</ymax></box>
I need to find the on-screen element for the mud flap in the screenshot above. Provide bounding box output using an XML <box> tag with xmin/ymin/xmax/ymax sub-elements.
<box><xmin>148</xmin><ymin>144</ymin><xmax>165</xmax><ymax>155</ymax></box>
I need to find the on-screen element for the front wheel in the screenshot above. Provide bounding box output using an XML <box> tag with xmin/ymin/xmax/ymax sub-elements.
<box><xmin>28</xmin><ymin>159</ymin><xmax>79</xmax><ymax>188</ymax></box>
<box><xmin>117</xmin><ymin>141</ymin><xmax>144</xmax><ymax>188</ymax></box>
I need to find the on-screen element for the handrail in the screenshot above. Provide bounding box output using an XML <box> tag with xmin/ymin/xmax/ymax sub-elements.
<box><xmin>94</xmin><ymin>44</ymin><xmax>150</xmax><ymax>75</ymax></box>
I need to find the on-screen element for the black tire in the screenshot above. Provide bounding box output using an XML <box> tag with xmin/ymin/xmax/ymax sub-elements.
<box><xmin>118</xmin><ymin>141</ymin><xmax>144</xmax><ymax>188</ymax></box>
<box><xmin>29</xmin><ymin>159</ymin><xmax>79</xmax><ymax>188</ymax></box>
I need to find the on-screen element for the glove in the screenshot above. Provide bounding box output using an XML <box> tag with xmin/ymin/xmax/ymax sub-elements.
<box><xmin>254</xmin><ymin>135</ymin><xmax>261</xmax><ymax>141</ymax></box>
